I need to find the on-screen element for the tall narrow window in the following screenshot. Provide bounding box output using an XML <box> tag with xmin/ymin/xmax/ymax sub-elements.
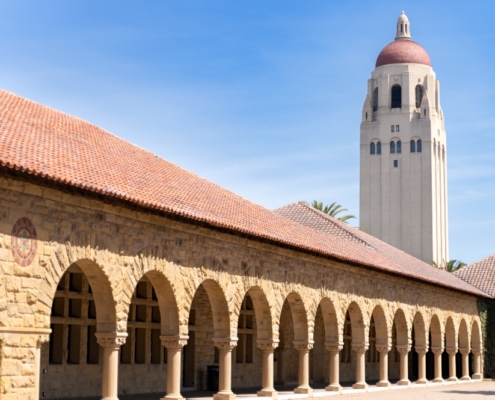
<box><xmin>390</xmin><ymin>141</ymin><xmax>396</xmax><ymax>154</ymax></box>
<box><xmin>410</xmin><ymin>140</ymin><xmax>416</xmax><ymax>153</ymax></box>
<box><xmin>372</xmin><ymin>88</ymin><xmax>378</xmax><ymax>112</ymax></box>
<box><xmin>393</xmin><ymin>160</ymin><xmax>399</xmax><ymax>168</ymax></box>
<box><xmin>391</xmin><ymin>125</ymin><xmax>394</xmax><ymax>133</ymax></box>
<box><xmin>415</xmin><ymin>85</ymin><xmax>424</xmax><ymax>108</ymax></box>
<box><xmin>391</xmin><ymin>84</ymin><xmax>402</xmax><ymax>108</ymax></box>
<box><xmin>396</xmin><ymin>125</ymin><xmax>400</xmax><ymax>132</ymax></box>
<box><xmin>370</xmin><ymin>142</ymin><xmax>376</xmax><ymax>155</ymax></box>
<box><xmin>397</xmin><ymin>140</ymin><xmax>402</xmax><ymax>154</ymax></box>
<box><xmin>377</xmin><ymin>141</ymin><xmax>382</xmax><ymax>155</ymax></box>
<box><xmin>417</xmin><ymin>139</ymin><xmax>422</xmax><ymax>153</ymax></box>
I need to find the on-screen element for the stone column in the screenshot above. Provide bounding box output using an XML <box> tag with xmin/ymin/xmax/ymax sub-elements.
<box><xmin>472</xmin><ymin>350</ymin><xmax>482</xmax><ymax>380</ymax></box>
<box><xmin>96</xmin><ymin>332</ymin><xmax>128</xmax><ymax>400</ymax></box>
<box><xmin>160</xmin><ymin>336</ymin><xmax>189</xmax><ymax>400</ymax></box>
<box><xmin>35</xmin><ymin>335</ymin><xmax>50</xmax><ymax>400</ymax></box>
<box><xmin>375</xmin><ymin>345</ymin><xmax>391</xmax><ymax>387</ymax></box>
<box><xmin>257</xmin><ymin>339</ymin><xmax>279</xmax><ymax>398</ymax></box>
<box><xmin>446</xmin><ymin>348</ymin><xmax>458</xmax><ymax>382</ymax></box>
<box><xmin>352</xmin><ymin>345</ymin><xmax>368</xmax><ymax>390</ymax></box>
<box><xmin>213</xmin><ymin>338</ymin><xmax>238</xmax><ymax>400</ymax></box>
<box><xmin>459</xmin><ymin>348</ymin><xmax>471</xmax><ymax>381</ymax></box>
<box><xmin>431</xmin><ymin>347</ymin><xmax>444</xmax><ymax>383</ymax></box>
<box><xmin>397</xmin><ymin>346</ymin><xmax>411</xmax><ymax>386</ymax></box>
<box><xmin>415</xmin><ymin>347</ymin><xmax>428</xmax><ymax>384</ymax></box>
<box><xmin>325</xmin><ymin>342</ymin><xmax>343</xmax><ymax>393</ymax></box>
<box><xmin>293</xmin><ymin>341</ymin><xmax>313</xmax><ymax>395</ymax></box>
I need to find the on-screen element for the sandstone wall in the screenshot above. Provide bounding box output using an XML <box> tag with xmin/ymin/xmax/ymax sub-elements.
<box><xmin>0</xmin><ymin>177</ymin><xmax>483</xmax><ymax>399</ymax></box>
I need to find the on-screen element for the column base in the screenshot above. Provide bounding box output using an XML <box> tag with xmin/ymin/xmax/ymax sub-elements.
<box><xmin>101</xmin><ymin>398</ymin><xmax>119</xmax><ymax>400</ymax></box>
<box><xmin>294</xmin><ymin>387</ymin><xmax>313</xmax><ymax>395</ymax></box>
<box><xmin>447</xmin><ymin>377</ymin><xmax>458</xmax><ymax>382</ymax></box>
<box><xmin>352</xmin><ymin>382</ymin><xmax>368</xmax><ymax>390</ymax></box>
<box><xmin>214</xmin><ymin>393</ymin><xmax>236</xmax><ymax>400</ymax></box>
<box><xmin>257</xmin><ymin>390</ymin><xmax>278</xmax><ymax>399</ymax></box>
<box><xmin>161</xmin><ymin>396</ymin><xmax>184</xmax><ymax>400</ymax></box>
<box><xmin>376</xmin><ymin>380</ymin><xmax>391</xmax><ymax>387</ymax></box>
<box><xmin>325</xmin><ymin>384</ymin><xmax>343</xmax><ymax>393</ymax></box>
<box><xmin>460</xmin><ymin>376</ymin><xmax>471</xmax><ymax>381</ymax></box>
<box><xmin>432</xmin><ymin>378</ymin><xmax>444</xmax><ymax>383</ymax></box>
<box><xmin>473</xmin><ymin>373</ymin><xmax>482</xmax><ymax>380</ymax></box>
<box><xmin>415</xmin><ymin>378</ymin><xmax>428</xmax><ymax>385</ymax></box>
<box><xmin>397</xmin><ymin>379</ymin><xmax>411</xmax><ymax>386</ymax></box>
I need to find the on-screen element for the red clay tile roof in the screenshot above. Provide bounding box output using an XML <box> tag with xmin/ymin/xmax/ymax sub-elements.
<box><xmin>0</xmin><ymin>89</ymin><xmax>487</xmax><ymax>298</ymax></box>
<box><xmin>454</xmin><ymin>254</ymin><xmax>495</xmax><ymax>297</ymax></box>
<box><xmin>376</xmin><ymin>39</ymin><xmax>431</xmax><ymax>68</ymax></box>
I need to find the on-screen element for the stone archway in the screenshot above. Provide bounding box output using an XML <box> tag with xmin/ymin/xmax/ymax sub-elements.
<box><xmin>429</xmin><ymin>314</ymin><xmax>443</xmax><ymax>382</ymax></box>
<box><xmin>311</xmin><ymin>298</ymin><xmax>339</xmax><ymax>386</ymax></box>
<box><xmin>412</xmin><ymin>311</ymin><xmax>427</xmax><ymax>382</ymax></box>
<box><xmin>345</xmin><ymin>301</ymin><xmax>367</xmax><ymax>389</ymax></box>
<box><xmin>393</xmin><ymin>308</ymin><xmax>410</xmax><ymax>382</ymax></box>
<box><xmin>367</xmin><ymin>305</ymin><xmax>388</xmax><ymax>383</ymax></box>
<box><xmin>445</xmin><ymin>317</ymin><xmax>457</xmax><ymax>380</ymax></box>
<box><xmin>277</xmin><ymin>292</ymin><xmax>311</xmax><ymax>394</ymax></box>
<box><xmin>40</xmin><ymin>260</ymin><xmax>118</xmax><ymax>399</ymax></box>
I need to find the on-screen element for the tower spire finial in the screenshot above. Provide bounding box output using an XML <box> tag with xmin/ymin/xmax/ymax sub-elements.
<box><xmin>396</xmin><ymin>11</ymin><xmax>411</xmax><ymax>40</ymax></box>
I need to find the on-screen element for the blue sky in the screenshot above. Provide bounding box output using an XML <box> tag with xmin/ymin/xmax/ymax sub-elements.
<box><xmin>0</xmin><ymin>1</ymin><xmax>494</xmax><ymax>264</ymax></box>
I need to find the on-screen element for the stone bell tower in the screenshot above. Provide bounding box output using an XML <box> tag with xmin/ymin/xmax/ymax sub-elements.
<box><xmin>359</xmin><ymin>12</ymin><xmax>448</xmax><ymax>265</ymax></box>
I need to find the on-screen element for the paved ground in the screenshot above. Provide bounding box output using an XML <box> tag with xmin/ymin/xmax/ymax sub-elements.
<box><xmin>64</xmin><ymin>381</ymin><xmax>495</xmax><ymax>400</ymax></box>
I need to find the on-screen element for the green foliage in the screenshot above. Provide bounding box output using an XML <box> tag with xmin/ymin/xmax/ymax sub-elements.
<box><xmin>432</xmin><ymin>259</ymin><xmax>467</xmax><ymax>272</ymax></box>
<box><xmin>478</xmin><ymin>299</ymin><xmax>495</xmax><ymax>378</ymax></box>
<box><xmin>306</xmin><ymin>200</ymin><xmax>356</xmax><ymax>223</ymax></box>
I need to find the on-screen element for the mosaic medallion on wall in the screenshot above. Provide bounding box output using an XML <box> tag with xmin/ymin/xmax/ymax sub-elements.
<box><xmin>11</xmin><ymin>217</ymin><xmax>38</xmax><ymax>267</ymax></box>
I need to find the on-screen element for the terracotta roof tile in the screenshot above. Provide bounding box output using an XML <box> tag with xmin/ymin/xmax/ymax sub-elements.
<box><xmin>454</xmin><ymin>254</ymin><xmax>495</xmax><ymax>297</ymax></box>
<box><xmin>0</xmin><ymin>89</ymin><xmax>488</xmax><ymax>298</ymax></box>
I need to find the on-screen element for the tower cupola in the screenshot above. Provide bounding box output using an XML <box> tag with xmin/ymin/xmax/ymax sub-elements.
<box><xmin>396</xmin><ymin>11</ymin><xmax>411</xmax><ymax>40</ymax></box>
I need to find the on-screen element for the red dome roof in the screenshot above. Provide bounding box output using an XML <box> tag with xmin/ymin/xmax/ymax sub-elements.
<box><xmin>376</xmin><ymin>39</ymin><xmax>431</xmax><ymax>68</ymax></box>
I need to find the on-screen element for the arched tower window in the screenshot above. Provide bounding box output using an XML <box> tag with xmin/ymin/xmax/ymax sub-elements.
<box><xmin>391</xmin><ymin>85</ymin><xmax>402</xmax><ymax>108</ymax></box>
<box><xmin>415</xmin><ymin>85</ymin><xmax>424</xmax><ymax>108</ymax></box>
<box><xmin>377</xmin><ymin>141</ymin><xmax>382</xmax><ymax>155</ymax></box>
<box><xmin>397</xmin><ymin>140</ymin><xmax>402</xmax><ymax>154</ymax></box>
<box><xmin>370</xmin><ymin>142</ymin><xmax>375</xmax><ymax>155</ymax></box>
<box><xmin>417</xmin><ymin>139</ymin><xmax>422</xmax><ymax>153</ymax></box>
<box><xmin>410</xmin><ymin>140</ymin><xmax>416</xmax><ymax>153</ymax></box>
<box><xmin>372</xmin><ymin>88</ymin><xmax>378</xmax><ymax>112</ymax></box>
<box><xmin>390</xmin><ymin>141</ymin><xmax>396</xmax><ymax>154</ymax></box>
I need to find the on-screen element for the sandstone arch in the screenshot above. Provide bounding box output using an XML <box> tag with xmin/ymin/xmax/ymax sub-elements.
<box><xmin>429</xmin><ymin>314</ymin><xmax>443</xmax><ymax>349</ymax></box>
<box><xmin>243</xmin><ymin>285</ymin><xmax>274</xmax><ymax>340</ymax></box>
<box><xmin>284</xmin><ymin>292</ymin><xmax>309</xmax><ymax>342</ymax></box>
<box><xmin>318</xmin><ymin>297</ymin><xmax>340</xmax><ymax>344</ymax></box>
<box><xmin>394</xmin><ymin>308</ymin><xmax>410</xmax><ymax>348</ymax></box>
<box><xmin>471</xmin><ymin>319</ymin><xmax>481</xmax><ymax>353</ymax></box>
<box><xmin>445</xmin><ymin>317</ymin><xmax>456</xmax><ymax>350</ymax></box>
<box><xmin>346</xmin><ymin>301</ymin><xmax>367</xmax><ymax>346</ymax></box>
<box><xmin>141</xmin><ymin>270</ymin><xmax>181</xmax><ymax>336</ymax></box>
<box><xmin>198</xmin><ymin>279</ymin><xmax>231</xmax><ymax>338</ymax></box>
<box><xmin>458</xmin><ymin>319</ymin><xmax>469</xmax><ymax>350</ymax></box>
<box><xmin>413</xmin><ymin>311</ymin><xmax>427</xmax><ymax>349</ymax></box>
<box><xmin>371</xmin><ymin>305</ymin><xmax>389</xmax><ymax>347</ymax></box>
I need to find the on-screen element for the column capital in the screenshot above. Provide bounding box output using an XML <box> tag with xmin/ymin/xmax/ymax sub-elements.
<box><xmin>160</xmin><ymin>335</ymin><xmax>189</xmax><ymax>349</ymax></box>
<box><xmin>257</xmin><ymin>339</ymin><xmax>279</xmax><ymax>351</ymax></box>
<box><xmin>36</xmin><ymin>334</ymin><xmax>50</xmax><ymax>348</ymax></box>
<box><xmin>95</xmin><ymin>332</ymin><xmax>128</xmax><ymax>348</ymax></box>
<box><xmin>415</xmin><ymin>346</ymin><xmax>427</xmax><ymax>355</ymax></box>
<box><xmin>459</xmin><ymin>348</ymin><xmax>471</xmax><ymax>355</ymax></box>
<box><xmin>293</xmin><ymin>340</ymin><xmax>314</xmax><ymax>351</ymax></box>
<box><xmin>376</xmin><ymin>344</ymin><xmax>391</xmax><ymax>353</ymax></box>
<box><xmin>472</xmin><ymin>349</ymin><xmax>482</xmax><ymax>355</ymax></box>
<box><xmin>213</xmin><ymin>337</ymin><xmax>238</xmax><ymax>350</ymax></box>
<box><xmin>352</xmin><ymin>344</ymin><xmax>369</xmax><ymax>353</ymax></box>
<box><xmin>397</xmin><ymin>345</ymin><xmax>411</xmax><ymax>354</ymax></box>
<box><xmin>431</xmin><ymin>347</ymin><xmax>444</xmax><ymax>355</ymax></box>
<box><xmin>446</xmin><ymin>348</ymin><xmax>458</xmax><ymax>355</ymax></box>
<box><xmin>324</xmin><ymin>342</ymin><xmax>344</xmax><ymax>352</ymax></box>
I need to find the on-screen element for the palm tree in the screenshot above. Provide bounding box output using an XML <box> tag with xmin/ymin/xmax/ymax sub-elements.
<box><xmin>432</xmin><ymin>259</ymin><xmax>467</xmax><ymax>272</ymax></box>
<box><xmin>306</xmin><ymin>200</ymin><xmax>356</xmax><ymax>223</ymax></box>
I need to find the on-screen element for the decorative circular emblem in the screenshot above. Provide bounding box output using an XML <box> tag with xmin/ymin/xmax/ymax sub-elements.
<box><xmin>11</xmin><ymin>217</ymin><xmax>38</xmax><ymax>267</ymax></box>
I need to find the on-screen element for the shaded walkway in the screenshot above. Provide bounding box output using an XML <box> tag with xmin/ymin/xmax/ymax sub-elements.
<box><xmin>56</xmin><ymin>379</ymin><xmax>490</xmax><ymax>400</ymax></box>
